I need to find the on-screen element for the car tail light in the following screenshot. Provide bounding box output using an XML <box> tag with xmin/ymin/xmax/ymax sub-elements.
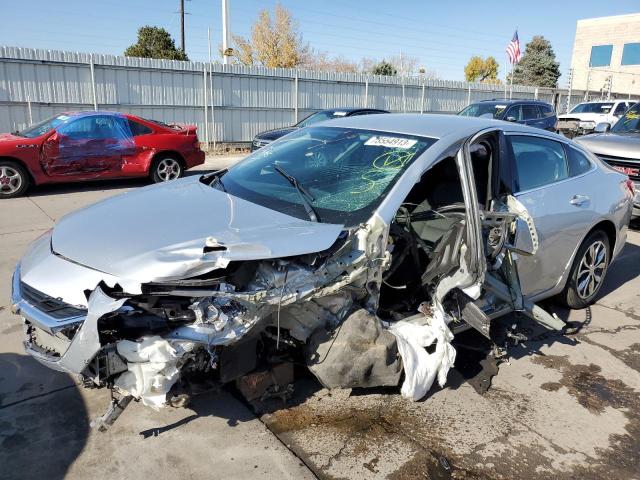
<box><xmin>624</xmin><ymin>179</ymin><xmax>635</xmax><ymax>196</ymax></box>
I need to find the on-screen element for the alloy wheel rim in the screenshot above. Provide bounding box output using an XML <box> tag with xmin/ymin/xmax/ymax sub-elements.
<box><xmin>0</xmin><ymin>166</ymin><xmax>22</xmax><ymax>195</ymax></box>
<box><xmin>157</xmin><ymin>159</ymin><xmax>181</xmax><ymax>181</ymax></box>
<box><xmin>576</xmin><ymin>240</ymin><xmax>607</xmax><ymax>300</ymax></box>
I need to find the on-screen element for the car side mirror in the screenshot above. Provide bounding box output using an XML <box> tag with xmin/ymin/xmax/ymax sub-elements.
<box><xmin>594</xmin><ymin>122</ymin><xmax>611</xmax><ymax>133</ymax></box>
<box><xmin>506</xmin><ymin>116</ymin><xmax>517</xmax><ymax>122</ymax></box>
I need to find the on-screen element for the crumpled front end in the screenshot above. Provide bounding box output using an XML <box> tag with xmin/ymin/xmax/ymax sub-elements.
<box><xmin>11</xmin><ymin>153</ymin><xmax>565</xmax><ymax>430</ymax></box>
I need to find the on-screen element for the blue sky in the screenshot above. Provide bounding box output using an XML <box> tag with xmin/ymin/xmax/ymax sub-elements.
<box><xmin>1</xmin><ymin>0</ymin><xmax>638</xmax><ymax>82</ymax></box>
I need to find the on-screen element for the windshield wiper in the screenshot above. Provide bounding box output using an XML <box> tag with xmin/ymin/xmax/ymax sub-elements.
<box><xmin>272</xmin><ymin>164</ymin><xmax>320</xmax><ymax>222</ymax></box>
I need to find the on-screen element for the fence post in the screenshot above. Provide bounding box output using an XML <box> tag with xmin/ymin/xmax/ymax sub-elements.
<box><xmin>467</xmin><ymin>84</ymin><xmax>471</xmax><ymax>106</ymax></box>
<box><xmin>293</xmin><ymin>71</ymin><xmax>299</xmax><ymax>124</ymax></box>
<box><xmin>26</xmin><ymin>91</ymin><xmax>33</xmax><ymax>126</ymax></box>
<box><xmin>210</xmin><ymin>62</ymin><xmax>215</xmax><ymax>151</ymax></box>
<box><xmin>89</xmin><ymin>54</ymin><xmax>97</xmax><ymax>110</ymax></box>
<box><xmin>534</xmin><ymin>87</ymin><xmax>538</xmax><ymax>100</ymax></box>
<box><xmin>420</xmin><ymin>82</ymin><xmax>425</xmax><ymax>114</ymax></box>
<box><xmin>203</xmin><ymin>64</ymin><xmax>209</xmax><ymax>147</ymax></box>
<box><xmin>364</xmin><ymin>77</ymin><xmax>368</xmax><ymax>108</ymax></box>
<box><xmin>402</xmin><ymin>80</ymin><xmax>406</xmax><ymax>113</ymax></box>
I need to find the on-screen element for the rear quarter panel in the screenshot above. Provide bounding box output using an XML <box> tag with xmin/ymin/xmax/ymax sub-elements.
<box><xmin>132</xmin><ymin>131</ymin><xmax>204</xmax><ymax>173</ymax></box>
<box><xmin>527</xmin><ymin>161</ymin><xmax>631</xmax><ymax>302</ymax></box>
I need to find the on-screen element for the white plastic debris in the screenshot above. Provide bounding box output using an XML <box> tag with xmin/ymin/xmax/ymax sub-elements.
<box><xmin>388</xmin><ymin>305</ymin><xmax>456</xmax><ymax>401</ymax></box>
<box><xmin>114</xmin><ymin>336</ymin><xmax>182</xmax><ymax>409</ymax></box>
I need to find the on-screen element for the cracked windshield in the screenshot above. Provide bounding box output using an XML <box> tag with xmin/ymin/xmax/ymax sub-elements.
<box><xmin>217</xmin><ymin>126</ymin><xmax>436</xmax><ymax>225</ymax></box>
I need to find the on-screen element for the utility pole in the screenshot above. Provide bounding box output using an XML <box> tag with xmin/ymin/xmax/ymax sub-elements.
<box><xmin>565</xmin><ymin>68</ymin><xmax>573</xmax><ymax>114</ymax></box>
<box><xmin>584</xmin><ymin>68</ymin><xmax>591</xmax><ymax>101</ymax></box>
<box><xmin>180</xmin><ymin>0</ymin><xmax>186</xmax><ymax>54</ymax></box>
<box><xmin>222</xmin><ymin>0</ymin><xmax>231</xmax><ymax>65</ymax></box>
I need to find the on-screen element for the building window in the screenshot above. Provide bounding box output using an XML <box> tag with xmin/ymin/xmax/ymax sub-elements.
<box><xmin>590</xmin><ymin>45</ymin><xmax>613</xmax><ymax>67</ymax></box>
<box><xmin>622</xmin><ymin>43</ymin><xmax>640</xmax><ymax>66</ymax></box>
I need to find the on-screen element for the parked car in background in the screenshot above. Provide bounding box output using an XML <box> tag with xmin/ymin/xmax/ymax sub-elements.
<box><xmin>458</xmin><ymin>99</ymin><xmax>558</xmax><ymax>131</ymax></box>
<box><xmin>251</xmin><ymin>108</ymin><xmax>389</xmax><ymax>150</ymax></box>
<box><xmin>557</xmin><ymin>99</ymin><xmax>637</xmax><ymax>138</ymax></box>
<box><xmin>0</xmin><ymin>111</ymin><xmax>205</xmax><ymax>198</ymax></box>
<box><xmin>11</xmin><ymin>114</ymin><xmax>632</xmax><ymax>428</ymax></box>
<box><xmin>575</xmin><ymin>102</ymin><xmax>640</xmax><ymax>217</ymax></box>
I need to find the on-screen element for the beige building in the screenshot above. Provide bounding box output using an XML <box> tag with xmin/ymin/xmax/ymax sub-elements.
<box><xmin>570</xmin><ymin>13</ymin><xmax>640</xmax><ymax>96</ymax></box>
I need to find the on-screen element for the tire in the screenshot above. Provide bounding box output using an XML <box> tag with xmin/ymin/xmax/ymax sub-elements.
<box><xmin>0</xmin><ymin>161</ymin><xmax>30</xmax><ymax>198</ymax></box>
<box><xmin>559</xmin><ymin>230</ymin><xmax>610</xmax><ymax>309</ymax></box>
<box><xmin>150</xmin><ymin>156</ymin><xmax>183</xmax><ymax>183</ymax></box>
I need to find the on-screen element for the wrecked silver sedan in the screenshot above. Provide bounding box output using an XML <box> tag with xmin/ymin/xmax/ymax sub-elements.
<box><xmin>11</xmin><ymin>114</ymin><xmax>633</xmax><ymax>429</ymax></box>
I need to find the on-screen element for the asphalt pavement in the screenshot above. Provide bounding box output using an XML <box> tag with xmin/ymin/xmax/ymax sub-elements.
<box><xmin>1</xmin><ymin>153</ymin><xmax>639</xmax><ymax>479</ymax></box>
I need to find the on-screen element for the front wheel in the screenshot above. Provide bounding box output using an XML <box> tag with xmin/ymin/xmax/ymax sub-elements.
<box><xmin>151</xmin><ymin>156</ymin><xmax>183</xmax><ymax>183</ymax></box>
<box><xmin>0</xmin><ymin>161</ymin><xmax>30</xmax><ymax>198</ymax></box>
<box><xmin>558</xmin><ymin>230</ymin><xmax>610</xmax><ymax>309</ymax></box>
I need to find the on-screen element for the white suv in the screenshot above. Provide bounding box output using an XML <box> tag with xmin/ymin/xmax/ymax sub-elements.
<box><xmin>557</xmin><ymin>99</ymin><xmax>637</xmax><ymax>137</ymax></box>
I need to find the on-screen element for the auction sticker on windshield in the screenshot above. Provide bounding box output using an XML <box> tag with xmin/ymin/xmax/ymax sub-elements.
<box><xmin>364</xmin><ymin>136</ymin><xmax>417</xmax><ymax>149</ymax></box>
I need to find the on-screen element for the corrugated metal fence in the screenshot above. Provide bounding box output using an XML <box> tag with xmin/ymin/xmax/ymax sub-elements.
<box><xmin>0</xmin><ymin>46</ymin><xmax>621</xmax><ymax>144</ymax></box>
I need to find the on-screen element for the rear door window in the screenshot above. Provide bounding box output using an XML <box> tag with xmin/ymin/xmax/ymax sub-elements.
<box><xmin>508</xmin><ymin>135</ymin><xmax>568</xmax><ymax>192</ymax></box>
<box><xmin>522</xmin><ymin>105</ymin><xmax>541</xmax><ymax>120</ymax></box>
<box><xmin>540</xmin><ymin>105</ymin><xmax>555</xmax><ymax>117</ymax></box>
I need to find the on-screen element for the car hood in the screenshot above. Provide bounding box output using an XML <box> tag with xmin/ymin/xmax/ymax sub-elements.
<box><xmin>558</xmin><ymin>112</ymin><xmax>611</xmax><ymax>122</ymax></box>
<box><xmin>51</xmin><ymin>176</ymin><xmax>344</xmax><ymax>283</ymax></box>
<box><xmin>575</xmin><ymin>133</ymin><xmax>640</xmax><ymax>160</ymax></box>
<box><xmin>255</xmin><ymin>126</ymin><xmax>298</xmax><ymax>141</ymax></box>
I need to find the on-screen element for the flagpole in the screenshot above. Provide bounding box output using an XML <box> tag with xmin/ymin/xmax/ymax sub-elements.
<box><xmin>509</xmin><ymin>63</ymin><xmax>514</xmax><ymax>100</ymax></box>
<box><xmin>504</xmin><ymin>60</ymin><xmax>507</xmax><ymax>98</ymax></box>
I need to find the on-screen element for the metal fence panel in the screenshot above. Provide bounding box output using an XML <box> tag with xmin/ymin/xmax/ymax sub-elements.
<box><xmin>0</xmin><ymin>46</ymin><xmax>631</xmax><ymax>142</ymax></box>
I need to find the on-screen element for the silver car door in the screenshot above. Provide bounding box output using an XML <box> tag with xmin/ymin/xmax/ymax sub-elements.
<box><xmin>507</xmin><ymin>133</ymin><xmax>599</xmax><ymax>298</ymax></box>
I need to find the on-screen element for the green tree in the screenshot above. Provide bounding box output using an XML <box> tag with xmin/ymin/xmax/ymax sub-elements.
<box><xmin>511</xmin><ymin>36</ymin><xmax>561</xmax><ymax>88</ymax></box>
<box><xmin>372</xmin><ymin>60</ymin><xmax>397</xmax><ymax>76</ymax></box>
<box><xmin>464</xmin><ymin>56</ymin><xmax>499</xmax><ymax>83</ymax></box>
<box><xmin>124</xmin><ymin>26</ymin><xmax>188</xmax><ymax>61</ymax></box>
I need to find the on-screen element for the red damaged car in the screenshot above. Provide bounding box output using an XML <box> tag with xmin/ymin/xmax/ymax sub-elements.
<box><xmin>0</xmin><ymin>111</ymin><xmax>205</xmax><ymax>198</ymax></box>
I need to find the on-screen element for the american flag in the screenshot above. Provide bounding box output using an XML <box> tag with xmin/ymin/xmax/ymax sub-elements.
<box><xmin>506</xmin><ymin>30</ymin><xmax>521</xmax><ymax>64</ymax></box>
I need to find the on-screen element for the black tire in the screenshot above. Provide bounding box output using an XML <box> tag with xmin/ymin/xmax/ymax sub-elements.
<box><xmin>559</xmin><ymin>230</ymin><xmax>610</xmax><ymax>309</ymax></box>
<box><xmin>0</xmin><ymin>160</ymin><xmax>30</xmax><ymax>198</ymax></box>
<box><xmin>150</xmin><ymin>155</ymin><xmax>184</xmax><ymax>183</ymax></box>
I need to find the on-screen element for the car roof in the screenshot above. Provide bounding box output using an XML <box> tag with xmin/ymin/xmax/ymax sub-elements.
<box><xmin>320</xmin><ymin>113</ymin><xmax>557</xmax><ymax>141</ymax></box>
<box><xmin>477</xmin><ymin>99</ymin><xmax>552</xmax><ymax>105</ymax></box>
<box><xmin>577</xmin><ymin>99</ymin><xmax>636</xmax><ymax>104</ymax></box>
<box><xmin>59</xmin><ymin>110</ymin><xmax>132</xmax><ymax>119</ymax></box>
<box><xmin>318</xmin><ymin>108</ymin><xmax>388</xmax><ymax>114</ymax></box>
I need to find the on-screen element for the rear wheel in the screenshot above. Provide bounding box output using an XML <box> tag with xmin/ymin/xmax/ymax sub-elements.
<box><xmin>151</xmin><ymin>156</ymin><xmax>183</xmax><ymax>183</ymax></box>
<box><xmin>559</xmin><ymin>230</ymin><xmax>610</xmax><ymax>309</ymax></box>
<box><xmin>0</xmin><ymin>161</ymin><xmax>30</xmax><ymax>198</ymax></box>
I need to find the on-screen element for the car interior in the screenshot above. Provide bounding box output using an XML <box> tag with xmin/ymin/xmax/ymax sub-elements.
<box><xmin>378</xmin><ymin>135</ymin><xmax>497</xmax><ymax>320</ymax></box>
